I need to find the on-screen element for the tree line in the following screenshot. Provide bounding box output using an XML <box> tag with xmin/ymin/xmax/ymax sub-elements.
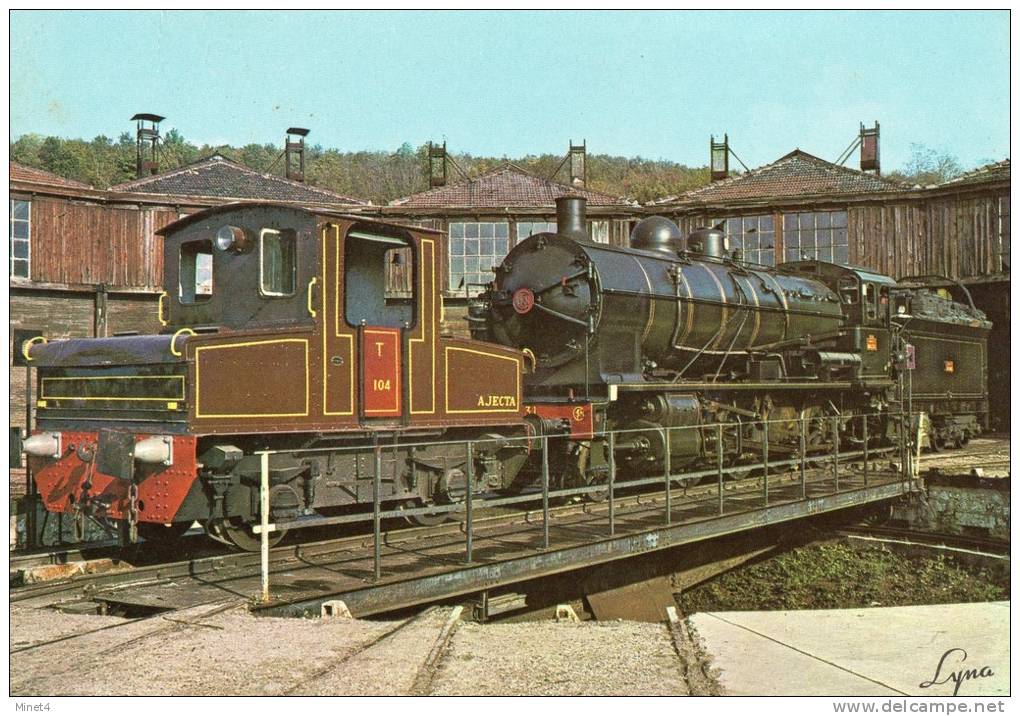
<box><xmin>10</xmin><ymin>131</ymin><xmax>969</xmax><ymax>205</ymax></box>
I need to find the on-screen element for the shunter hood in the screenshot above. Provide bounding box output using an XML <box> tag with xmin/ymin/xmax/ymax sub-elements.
<box><xmin>26</xmin><ymin>334</ymin><xmax>189</xmax><ymax>367</ymax></box>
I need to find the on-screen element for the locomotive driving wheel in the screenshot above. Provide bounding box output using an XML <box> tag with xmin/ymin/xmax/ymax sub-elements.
<box><xmin>206</xmin><ymin>518</ymin><xmax>288</xmax><ymax>552</ymax></box>
<box><xmin>399</xmin><ymin>499</ymin><xmax>449</xmax><ymax>527</ymax></box>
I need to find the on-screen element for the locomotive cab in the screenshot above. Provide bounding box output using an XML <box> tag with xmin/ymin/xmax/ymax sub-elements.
<box><xmin>161</xmin><ymin>203</ymin><xmax>323</xmax><ymax>332</ymax></box>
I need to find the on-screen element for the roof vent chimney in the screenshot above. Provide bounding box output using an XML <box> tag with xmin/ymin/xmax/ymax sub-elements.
<box><xmin>132</xmin><ymin>113</ymin><xmax>164</xmax><ymax>179</ymax></box>
<box><xmin>710</xmin><ymin>134</ymin><xmax>729</xmax><ymax>182</ymax></box>
<box><xmin>860</xmin><ymin>122</ymin><xmax>880</xmax><ymax>175</ymax></box>
<box><xmin>569</xmin><ymin>139</ymin><xmax>586</xmax><ymax>187</ymax></box>
<box><xmin>285</xmin><ymin>127</ymin><xmax>310</xmax><ymax>182</ymax></box>
<box><xmin>428</xmin><ymin>141</ymin><xmax>448</xmax><ymax>188</ymax></box>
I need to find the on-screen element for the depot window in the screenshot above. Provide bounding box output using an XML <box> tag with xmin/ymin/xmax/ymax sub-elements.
<box><xmin>713</xmin><ymin>215</ymin><xmax>776</xmax><ymax>266</ymax></box>
<box><xmin>448</xmin><ymin>221</ymin><xmax>509</xmax><ymax>294</ymax></box>
<box><xmin>179</xmin><ymin>239</ymin><xmax>214</xmax><ymax>303</ymax></box>
<box><xmin>783</xmin><ymin>211</ymin><xmax>849</xmax><ymax>264</ymax></box>
<box><xmin>9</xmin><ymin>199</ymin><xmax>30</xmax><ymax>278</ymax></box>
<box><xmin>259</xmin><ymin>229</ymin><xmax>297</xmax><ymax>297</ymax></box>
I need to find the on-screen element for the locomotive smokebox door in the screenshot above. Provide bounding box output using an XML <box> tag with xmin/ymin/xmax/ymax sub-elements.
<box><xmin>97</xmin><ymin>429</ymin><xmax>137</xmax><ymax>482</ymax></box>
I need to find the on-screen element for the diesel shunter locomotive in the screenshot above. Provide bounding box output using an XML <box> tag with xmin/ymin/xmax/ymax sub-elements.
<box><xmin>19</xmin><ymin>198</ymin><xmax>989</xmax><ymax>549</ymax></box>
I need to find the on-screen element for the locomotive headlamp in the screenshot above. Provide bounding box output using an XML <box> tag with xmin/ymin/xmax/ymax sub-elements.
<box><xmin>214</xmin><ymin>225</ymin><xmax>248</xmax><ymax>253</ymax></box>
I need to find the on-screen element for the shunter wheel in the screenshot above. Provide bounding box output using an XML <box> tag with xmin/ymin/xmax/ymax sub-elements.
<box><xmin>205</xmin><ymin>518</ymin><xmax>288</xmax><ymax>552</ymax></box>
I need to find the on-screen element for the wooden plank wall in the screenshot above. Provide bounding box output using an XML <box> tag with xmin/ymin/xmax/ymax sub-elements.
<box><xmin>849</xmin><ymin>192</ymin><xmax>1007</xmax><ymax>280</ymax></box>
<box><xmin>28</xmin><ymin>197</ymin><xmax>179</xmax><ymax>288</ymax></box>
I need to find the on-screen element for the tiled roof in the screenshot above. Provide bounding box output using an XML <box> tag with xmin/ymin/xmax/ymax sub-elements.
<box><xmin>389</xmin><ymin>162</ymin><xmax>636</xmax><ymax>209</ymax></box>
<box><xmin>937</xmin><ymin>159</ymin><xmax>1010</xmax><ymax>188</ymax></box>
<box><xmin>650</xmin><ymin>149</ymin><xmax>905</xmax><ymax>206</ymax></box>
<box><xmin>110</xmin><ymin>154</ymin><xmax>369</xmax><ymax>205</ymax></box>
<box><xmin>10</xmin><ymin>161</ymin><xmax>92</xmax><ymax>189</ymax></box>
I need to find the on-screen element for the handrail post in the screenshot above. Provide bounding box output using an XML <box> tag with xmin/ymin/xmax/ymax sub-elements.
<box><xmin>260</xmin><ymin>451</ymin><xmax>270</xmax><ymax>603</ymax></box>
<box><xmin>607</xmin><ymin>431</ymin><xmax>616</xmax><ymax>536</ymax></box>
<box><xmin>799</xmin><ymin>416</ymin><xmax>807</xmax><ymax>499</ymax></box>
<box><xmin>716</xmin><ymin>424</ymin><xmax>724</xmax><ymax>515</ymax></box>
<box><xmin>762</xmin><ymin>419</ymin><xmax>769</xmax><ymax>506</ymax></box>
<box><xmin>373</xmin><ymin>443</ymin><xmax>382</xmax><ymax>581</ymax></box>
<box><xmin>862</xmin><ymin>413</ymin><xmax>869</xmax><ymax>487</ymax></box>
<box><xmin>464</xmin><ymin>441</ymin><xmax>474</xmax><ymax>564</ymax></box>
<box><xmin>664</xmin><ymin>428</ymin><xmax>672</xmax><ymax>526</ymax></box>
<box><xmin>832</xmin><ymin>415</ymin><xmax>840</xmax><ymax>493</ymax></box>
<box><xmin>541</xmin><ymin>436</ymin><xmax>550</xmax><ymax>550</ymax></box>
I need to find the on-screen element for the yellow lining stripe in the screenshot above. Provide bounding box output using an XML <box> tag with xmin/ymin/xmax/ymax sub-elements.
<box><xmin>41</xmin><ymin>375</ymin><xmax>186</xmax><ymax>402</ymax></box>
<box><xmin>633</xmin><ymin>256</ymin><xmax>655</xmax><ymax>345</ymax></box>
<box><xmin>409</xmin><ymin>238</ymin><xmax>437</xmax><ymax>414</ymax></box>
<box><xmin>195</xmin><ymin>338</ymin><xmax>309</xmax><ymax>418</ymax></box>
<box><xmin>444</xmin><ymin>346</ymin><xmax>522</xmax><ymax>414</ymax></box>
<box><xmin>322</xmin><ymin>225</ymin><xmax>355</xmax><ymax>416</ymax></box>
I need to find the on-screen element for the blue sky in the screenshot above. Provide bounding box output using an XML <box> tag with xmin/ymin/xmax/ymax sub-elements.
<box><xmin>9</xmin><ymin>10</ymin><xmax>1010</xmax><ymax>171</ymax></box>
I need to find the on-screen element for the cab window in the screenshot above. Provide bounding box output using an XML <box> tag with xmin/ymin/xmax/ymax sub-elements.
<box><xmin>345</xmin><ymin>229</ymin><xmax>415</xmax><ymax>328</ymax></box>
<box><xmin>260</xmin><ymin>229</ymin><xmax>296</xmax><ymax>296</ymax></box>
<box><xmin>863</xmin><ymin>282</ymin><xmax>878</xmax><ymax>320</ymax></box>
<box><xmin>179</xmin><ymin>239</ymin><xmax>213</xmax><ymax>303</ymax></box>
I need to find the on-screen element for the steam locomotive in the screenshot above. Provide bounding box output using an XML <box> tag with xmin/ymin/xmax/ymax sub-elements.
<box><xmin>18</xmin><ymin>198</ymin><xmax>989</xmax><ymax>549</ymax></box>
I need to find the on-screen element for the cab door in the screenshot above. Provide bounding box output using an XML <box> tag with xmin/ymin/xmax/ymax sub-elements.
<box><xmin>341</xmin><ymin>225</ymin><xmax>415</xmax><ymax>422</ymax></box>
<box><xmin>361</xmin><ymin>327</ymin><xmax>401</xmax><ymax>418</ymax></box>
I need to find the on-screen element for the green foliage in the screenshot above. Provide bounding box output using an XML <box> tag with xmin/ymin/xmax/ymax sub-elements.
<box><xmin>679</xmin><ymin>541</ymin><xmax>1008</xmax><ymax>613</ymax></box>
<box><xmin>884</xmin><ymin>143</ymin><xmax>965</xmax><ymax>186</ymax></box>
<box><xmin>11</xmin><ymin>129</ymin><xmax>711</xmax><ymax>204</ymax></box>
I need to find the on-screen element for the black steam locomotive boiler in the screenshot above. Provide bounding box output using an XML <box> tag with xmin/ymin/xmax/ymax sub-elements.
<box><xmin>471</xmin><ymin>197</ymin><xmax>989</xmax><ymax>488</ymax></box>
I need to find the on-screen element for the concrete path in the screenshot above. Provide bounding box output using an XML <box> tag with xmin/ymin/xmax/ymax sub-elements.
<box><xmin>690</xmin><ymin>601</ymin><xmax>1010</xmax><ymax>696</ymax></box>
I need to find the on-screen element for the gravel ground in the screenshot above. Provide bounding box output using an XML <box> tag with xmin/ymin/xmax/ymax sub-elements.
<box><xmin>12</xmin><ymin>605</ymin><xmax>690</xmax><ymax>696</ymax></box>
<box><xmin>920</xmin><ymin>438</ymin><xmax>1010</xmax><ymax>475</ymax></box>
<box><xmin>430</xmin><ymin>620</ymin><xmax>688</xmax><ymax>696</ymax></box>
<box><xmin>12</xmin><ymin>603</ymin><xmax>402</xmax><ymax>696</ymax></box>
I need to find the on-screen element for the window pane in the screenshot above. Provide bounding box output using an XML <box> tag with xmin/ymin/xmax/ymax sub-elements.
<box><xmin>451</xmin><ymin>237</ymin><xmax>464</xmax><ymax>256</ymax></box>
<box><xmin>816</xmin><ymin>213</ymin><xmax>831</xmax><ymax>229</ymax></box>
<box><xmin>785</xmin><ymin>248</ymin><xmax>800</xmax><ymax>262</ymax></box>
<box><xmin>480</xmin><ymin>238</ymin><xmax>494</xmax><ymax>256</ymax></box>
<box><xmin>834</xmin><ymin>245</ymin><xmax>849</xmax><ymax>264</ymax></box>
<box><xmin>517</xmin><ymin>223</ymin><xmax>530</xmax><ymax>240</ymax></box>
<box><xmin>12</xmin><ymin>221</ymin><xmax>28</xmax><ymax>239</ymax></box>
<box><xmin>465</xmin><ymin>257</ymin><xmax>479</xmax><ymax>273</ymax></box>
<box><xmin>831</xmin><ymin>211</ymin><xmax>848</xmax><ymax>228</ymax></box>
<box><xmin>761</xmin><ymin>249</ymin><xmax>774</xmax><ymax>266</ymax></box>
<box><xmin>450</xmin><ymin>223</ymin><xmax>464</xmax><ymax>239</ymax></box>
<box><xmin>786</xmin><ymin>231</ymin><xmax>799</xmax><ymax>249</ymax></box>
<box><xmin>495</xmin><ymin>223</ymin><xmax>508</xmax><ymax>239</ymax></box>
<box><xmin>784</xmin><ymin>214</ymin><xmax>798</xmax><ymax>232</ymax></box>
<box><xmin>12</xmin><ymin>201</ymin><xmax>30</xmax><ymax>220</ymax></box>
<box><xmin>464</xmin><ymin>238</ymin><xmax>478</xmax><ymax>256</ymax></box>
<box><xmin>179</xmin><ymin>240</ymin><xmax>214</xmax><ymax>303</ymax></box>
<box><xmin>799</xmin><ymin>213</ymin><xmax>815</xmax><ymax>230</ymax></box>
<box><xmin>260</xmin><ymin>230</ymin><xmax>295</xmax><ymax>295</ymax></box>
<box><xmin>478</xmin><ymin>223</ymin><xmax>492</xmax><ymax>239</ymax></box>
<box><xmin>495</xmin><ymin>237</ymin><xmax>508</xmax><ymax>255</ymax></box>
<box><xmin>12</xmin><ymin>239</ymin><xmax>29</xmax><ymax>258</ymax></box>
<box><xmin>451</xmin><ymin>257</ymin><xmax>464</xmax><ymax>274</ymax></box>
<box><xmin>759</xmin><ymin>215</ymin><xmax>774</xmax><ymax>232</ymax></box>
<box><xmin>743</xmin><ymin>216</ymin><xmax>757</xmax><ymax>231</ymax></box>
<box><xmin>11</xmin><ymin>258</ymin><xmax>28</xmax><ymax>278</ymax></box>
<box><xmin>834</xmin><ymin>228</ymin><xmax>848</xmax><ymax>246</ymax></box>
<box><xmin>465</xmin><ymin>223</ymin><xmax>479</xmax><ymax>238</ymax></box>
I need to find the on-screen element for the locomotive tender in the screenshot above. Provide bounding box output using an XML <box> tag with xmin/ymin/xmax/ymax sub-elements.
<box><xmin>19</xmin><ymin>198</ymin><xmax>989</xmax><ymax>549</ymax></box>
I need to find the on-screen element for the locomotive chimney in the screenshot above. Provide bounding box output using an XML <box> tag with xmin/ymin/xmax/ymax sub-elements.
<box><xmin>556</xmin><ymin>196</ymin><xmax>588</xmax><ymax>242</ymax></box>
<box><xmin>285</xmin><ymin>127</ymin><xmax>310</xmax><ymax>182</ymax></box>
<box><xmin>860</xmin><ymin>121</ymin><xmax>880</xmax><ymax>175</ymax></box>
